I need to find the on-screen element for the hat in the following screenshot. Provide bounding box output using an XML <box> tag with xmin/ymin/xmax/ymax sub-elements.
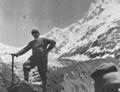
<box><xmin>31</xmin><ymin>29</ymin><xmax>39</xmax><ymax>34</ymax></box>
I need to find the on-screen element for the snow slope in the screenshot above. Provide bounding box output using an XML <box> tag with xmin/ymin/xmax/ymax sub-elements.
<box><xmin>43</xmin><ymin>0</ymin><xmax>120</xmax><ymax>65</ymax></box>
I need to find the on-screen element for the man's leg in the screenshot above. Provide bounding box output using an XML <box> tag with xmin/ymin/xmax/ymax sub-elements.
<box><xmin>23</xmin><ymin>58</ymin><xmax>35</xmax><ymax>82</ymax></box>
<box><xmin>37</xmin><ymin>58</ymin><xmax>48</xmax><ymax>92</ymax></box>
<box><xmin>38</xmin><ymin>68</ymin><xmax>47</xmax><ymax>92</ymax></box>
<box><xmin>23</xmin><ymin>68</ymin><xmax>29</xmax><ymax>82</ymax></box>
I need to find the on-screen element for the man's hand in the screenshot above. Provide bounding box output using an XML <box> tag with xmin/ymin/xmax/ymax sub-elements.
<box><xmin>11</xmin><ymin>53</ymin><xmax>19</xmax><ymax>57</ymax></box>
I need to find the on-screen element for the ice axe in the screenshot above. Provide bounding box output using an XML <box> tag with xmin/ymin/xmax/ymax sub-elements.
<box><xmin>10</xmin><ymin>53</ymin><xmax>18</xmax><ymax>87</ymax></box>
<box><xmin>11</xmin><ymin>54</ymin><xmax>15</xmax><ymax>86</ymax></box>
<box><xmin>7</xmin><ymin>54</ymin><xmax>17</xmax><ymax>92</ymax></box>
<box><xmin>9</xmin><ymin>53</ymin><xmax>18</xmax><ymax>86</ymax></box>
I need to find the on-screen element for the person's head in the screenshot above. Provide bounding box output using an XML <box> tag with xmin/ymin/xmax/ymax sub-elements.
<box><xmin>31</xmin><ymin>29</ymin><xmax>40</xmax><ymax>39</ymax></box>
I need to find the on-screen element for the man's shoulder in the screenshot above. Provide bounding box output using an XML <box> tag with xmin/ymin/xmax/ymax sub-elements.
<box><xmin>30</xmin><ymin>40</ymin><xmax>34</xmax><ymax>43</ymax></box>
<box><xmin>28</xmin><ymin>40</ymin><xmax>34</xmax><ymax>45</ymax></box>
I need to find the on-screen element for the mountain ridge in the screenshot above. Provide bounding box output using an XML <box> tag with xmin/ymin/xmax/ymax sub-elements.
<box><xmin>41</xmin><ymin>0</ymin><xmax>120</xmax><ymax>66</ymax></box>
<box><xmin>1</xmin><ymin>0</ymin><xmax>120</xmax><ymax>66</ymax></box>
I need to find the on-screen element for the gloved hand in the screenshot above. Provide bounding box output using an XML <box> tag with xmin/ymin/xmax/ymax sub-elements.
<box><xmin>11</xmin><ymin>53</ymin><xmax>19</xmax><ymax>57</ymax></box>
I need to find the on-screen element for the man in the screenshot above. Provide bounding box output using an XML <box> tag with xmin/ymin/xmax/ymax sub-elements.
<box><xmin>12</xmin><ymin>29</ymin><xmax>56</xmax><ymax>92</ymax></box>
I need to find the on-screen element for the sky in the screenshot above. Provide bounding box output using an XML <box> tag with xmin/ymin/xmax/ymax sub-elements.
<box><xmin>0</xmin><ymin>0</ymin><xmax>93</xmax><ymax>47</ymax></box>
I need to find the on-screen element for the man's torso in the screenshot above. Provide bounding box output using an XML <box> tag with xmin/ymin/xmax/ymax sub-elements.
<box><xmin>30</xmin><ymin>38</ymin><xmax>49</xmax><ymax>57</ymax></box>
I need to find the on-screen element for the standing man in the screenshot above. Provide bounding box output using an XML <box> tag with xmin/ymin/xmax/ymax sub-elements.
<box><xmin>12</xmin><ymin>29</ymin><xmax>56</xmax><ymax>92</ymax></box>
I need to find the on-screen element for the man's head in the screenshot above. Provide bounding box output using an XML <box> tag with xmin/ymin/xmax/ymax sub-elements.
<box><xmin>31</xmin><ymin>29</ymin><xmax>40</xmax><ymax>39</ymax></box>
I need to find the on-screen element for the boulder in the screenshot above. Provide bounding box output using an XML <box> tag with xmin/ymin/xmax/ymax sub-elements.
<box><xmin>91</xmin><ymin>63</ymin><xmax>120</xmax><ymax>92</ymax></box>
<box><xmin>91</xmin><ymin>62</ymin><xmax>119</xmax><ymax>80</ymax></box>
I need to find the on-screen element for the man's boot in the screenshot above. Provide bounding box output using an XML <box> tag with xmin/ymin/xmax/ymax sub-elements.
<box><xmin>42</xmin><ymin>83</ymin><xmax>47</xmax><ymax>92</ymax></box>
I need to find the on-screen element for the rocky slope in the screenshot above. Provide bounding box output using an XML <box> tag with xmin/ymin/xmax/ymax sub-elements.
<box><xmin>46</xmin><ymin>57</ymin><xmax>120</xmax><ymax>92</ymax></box>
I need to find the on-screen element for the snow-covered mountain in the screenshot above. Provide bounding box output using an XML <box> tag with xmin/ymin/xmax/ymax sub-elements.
<box><xmin>43</xmin><ymin>0</ymin><xmax>120</xmax><ymax>65</ymax></box>
<box><xmin>1</xmin><ymin>0</ymin><xmax>120</xmax><ymax>67</ymax></box>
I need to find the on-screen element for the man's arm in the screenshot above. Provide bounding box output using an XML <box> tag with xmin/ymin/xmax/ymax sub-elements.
<box><xmin>46</xmin><ymin>39</ymin><xmax>56</xmax><ymax>52</ymax></box>
<box><xmin>16</xmin><ymin>42</ymin><xmax>32</xmax><ymax>56</ymax></box>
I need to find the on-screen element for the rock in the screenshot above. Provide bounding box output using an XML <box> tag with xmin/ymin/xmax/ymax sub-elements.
<box><xmin>91</xmin><ymin>62</ymin><xmax>119</xmax><ymax>80</ymax></box>
<box><xmin>91</xmin><ymin>63</ymin><xmax>120</xmax><ymax>92</ymax></box>
<box><xmin>8</xmin><ymin>81</ymin><xmax>36</xmax><ymax>92</ymax></box>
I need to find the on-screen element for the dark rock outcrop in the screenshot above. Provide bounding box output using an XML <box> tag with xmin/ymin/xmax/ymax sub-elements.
<box><xmin>91</xmin><ymin>62</ymin><xmax>120</xmax><ymax>92</ymax></box>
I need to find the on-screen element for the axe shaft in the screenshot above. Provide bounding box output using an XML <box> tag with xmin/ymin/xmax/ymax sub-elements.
<box><xmin>12</xmin><ymin>55</ymin><xmax>14</xmax><ymax>86</ymax></box>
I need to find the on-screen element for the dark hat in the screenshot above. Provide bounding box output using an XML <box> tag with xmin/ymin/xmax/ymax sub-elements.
<box><xmin>31</xmin><ymin>29</ymin><xmax>39</xmax><ymax>34</ymax></box>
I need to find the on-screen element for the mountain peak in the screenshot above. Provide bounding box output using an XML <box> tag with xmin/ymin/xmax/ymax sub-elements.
<box><xmin>86</xmin><ymin>0</ymin><xmax>120</xmax><ymax>20</ymax></box>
